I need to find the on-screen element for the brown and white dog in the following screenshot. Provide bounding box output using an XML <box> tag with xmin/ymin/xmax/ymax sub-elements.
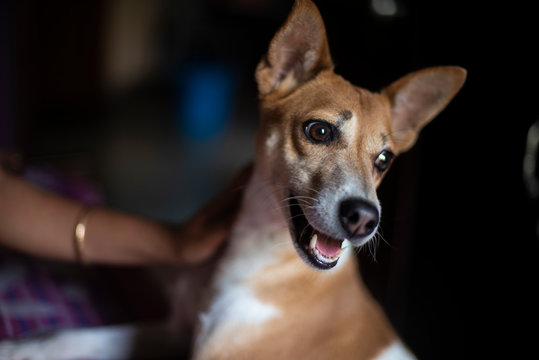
<box><xmin>1</xmin><ymin>1</ymin><xmax>465</xmax><ymax>359</ymax></box>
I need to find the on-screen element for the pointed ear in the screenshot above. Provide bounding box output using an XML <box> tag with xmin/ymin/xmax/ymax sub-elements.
<box><xmin>255</xmin><ymin>0</ymin><xmax>333</xmax><ymax>97</ymax></box>
<box><xmin>383</xmin><ymin>66</ymin><xmax>467</xmax><ymax>153</ymax></box>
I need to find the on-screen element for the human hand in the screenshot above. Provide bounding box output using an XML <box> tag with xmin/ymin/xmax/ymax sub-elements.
<box><xmin>174</xmin><ymin>163</ymin><xmax>253</xmax><ymax>264</ymax></box>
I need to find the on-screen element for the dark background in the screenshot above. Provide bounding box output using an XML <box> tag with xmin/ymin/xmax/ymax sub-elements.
<box><xmin>1</xmin><ymin>0</ymin><xmax>537</xmax><ymax>358</ymax></box>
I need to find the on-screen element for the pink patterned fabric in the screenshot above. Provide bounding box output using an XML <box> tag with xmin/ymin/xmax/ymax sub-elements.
<box><xmin>0</xmin><ymin>255</ymin><xmax>100</xmax><ymax>339</ymax></box>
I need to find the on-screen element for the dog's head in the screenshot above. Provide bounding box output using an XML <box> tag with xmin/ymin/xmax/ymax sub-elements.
<box><xmin>254</xmin><ymin>0</ymin><xmax>466</xmax><ymax>270</ymax></box>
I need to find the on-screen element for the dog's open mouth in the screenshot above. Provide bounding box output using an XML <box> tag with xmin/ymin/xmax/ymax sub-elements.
<box><xmin>289</xmin><ymin>196</ymin><xmax>344</xmax><ymax>270</ymax></box>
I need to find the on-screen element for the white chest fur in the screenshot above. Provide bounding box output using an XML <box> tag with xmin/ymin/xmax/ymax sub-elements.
<box><xmin>194</xmin><ymin>230</ymin><xmax>284</xmax><ymax>347</ymax></box>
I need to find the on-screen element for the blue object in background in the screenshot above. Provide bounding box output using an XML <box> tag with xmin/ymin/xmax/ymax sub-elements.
<box><xmin>169</xmin><ymin>60</ymin><xmax>238</xmax><ymax>220</ymax></box>
<box><xmin>175</xmin><ymin>61</ymin><xmax>236</xmax><ymax>142</ymax></box>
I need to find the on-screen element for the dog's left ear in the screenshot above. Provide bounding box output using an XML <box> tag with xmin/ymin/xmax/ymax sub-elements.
<box><xmin>256</xmin><ymin>0</ymin><xmax>333</xmax><ymax>98</ymax></box>
<box><xmin>384</xmin><ymin>66</ymin><xmax>467</xmax><ymax>153</ymax></box>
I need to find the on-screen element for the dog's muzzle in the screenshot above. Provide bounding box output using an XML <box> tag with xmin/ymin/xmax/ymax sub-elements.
<box><xmin>289</xmin><ymin>195</ymin><xmax>380</xmax><ymax>270</ymax></box>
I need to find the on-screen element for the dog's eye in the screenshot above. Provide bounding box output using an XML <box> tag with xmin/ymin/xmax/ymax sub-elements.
<box><xmin>304</xmin><ymin>121</ymin><xmax>334</xmax><ymax>144</ymax></box>
<box><xmin>374</xmin><ymin>150</ymin><xmax>395</xmax><ymax>173</ymax></box>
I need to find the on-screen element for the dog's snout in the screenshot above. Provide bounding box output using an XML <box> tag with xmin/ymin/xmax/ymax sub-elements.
<box><xmin>339</xmin><ymin>199</ymin><xmax>379</xmax><ymax>239</ymax></box>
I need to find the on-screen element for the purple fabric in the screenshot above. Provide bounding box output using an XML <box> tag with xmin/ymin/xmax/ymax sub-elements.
<box><xmin>0</xmin><ymin>251</ymin><xmax>167</xmax><ymax>340</ymax></box>
<box><xmin>0</xmin><ymin>254</ymin><xmax>102</xmax><ymax>339</ymax></box>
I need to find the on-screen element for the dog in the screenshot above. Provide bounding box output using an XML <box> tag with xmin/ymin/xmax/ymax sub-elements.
<box><xmin>1</xmin><ymin>0</ymin><xmax>465</xmax><ymax>359</ymax></box>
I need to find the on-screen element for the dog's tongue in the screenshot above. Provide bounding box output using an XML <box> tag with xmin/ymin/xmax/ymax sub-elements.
<box><xmin>315</xmin><ymin>233</ymin><xmax>342</xmax><ymax>258</ymax></box>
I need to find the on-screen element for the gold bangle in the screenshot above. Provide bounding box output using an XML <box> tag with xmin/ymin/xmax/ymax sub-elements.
<box><xmin>74</xmin><ymin>206</ymin><xmax>91</xmax><ymax>264</ymax></box>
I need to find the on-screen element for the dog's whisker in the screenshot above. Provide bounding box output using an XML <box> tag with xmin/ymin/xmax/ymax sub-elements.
<box><xmin>375</xmin><ymin>228</ymin><xmax>391</xmax><ymax>248</ymax></box>
<box><xmin>281</xmin><ymin>195</ymin><xmax>318</xmax><ymax>201</ymax></box>
<box><xmin>280</xmin><ymin>196</ymin><xmax>319</xmax><ymax>207</ymax></box>
<box><xmin>368</xmin><ymin>236</ymin><xmax>379</xmax><ymax>262</ymax></box>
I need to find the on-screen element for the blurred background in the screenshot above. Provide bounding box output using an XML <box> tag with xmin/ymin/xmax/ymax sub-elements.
<box><xmin>0</xmin><ymin>0</ymin><xmax>537</xmax><ymax>358</ymax></box>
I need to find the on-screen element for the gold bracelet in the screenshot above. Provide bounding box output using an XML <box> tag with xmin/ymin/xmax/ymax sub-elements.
<box><xmin>74</xmin><ymin>206</ymin><xmax>91</xmax><ymax>264</ymax></box>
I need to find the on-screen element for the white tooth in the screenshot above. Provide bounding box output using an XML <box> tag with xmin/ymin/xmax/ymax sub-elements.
<box><xmin>310</xmin><ymin>234</ymin><xmax>318</xmax><ymax>250</ymax></box>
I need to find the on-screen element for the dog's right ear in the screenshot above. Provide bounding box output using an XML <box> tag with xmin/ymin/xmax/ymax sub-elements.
<box><xmin>255</xmin><ymin>0</ymin><xmax>333</xmax><ymax>98</ymax></box>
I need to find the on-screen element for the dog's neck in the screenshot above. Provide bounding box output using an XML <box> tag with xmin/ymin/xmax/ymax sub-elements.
<box><xmin>193</xmin><ymin>168</ymin><xmax>289</xmax><ymax>351</ymax></box>
<box><xmin>219</xmin><ymin>165</ymin><xmax>354</xmax><ymax>286</ymax></box>
<box><xmin>214</xmin><ymin>167</ymin><xmax>292</xmax><ymax>284</ymax></box>
<box><xmin>236</xmin><ymin>166</ymin><xmax>287</xmax><ymax>232</ymax></box>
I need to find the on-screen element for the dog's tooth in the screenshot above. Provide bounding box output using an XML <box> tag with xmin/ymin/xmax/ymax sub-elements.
<box><xmin>310</xmin><ymin>234</ymin><xmax>318</xmax><ymax>250</ymax></box>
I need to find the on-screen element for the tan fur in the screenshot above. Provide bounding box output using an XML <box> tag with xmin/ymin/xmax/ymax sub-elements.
<box><xmin>248</xmin><ymin>256</ymin><xmax>396</xmax><ymax>360</ymax></box>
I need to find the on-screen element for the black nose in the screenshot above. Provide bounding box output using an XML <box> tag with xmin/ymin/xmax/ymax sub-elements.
<box><xmin>339</xmin><ymin>198</ymin><xmax>379</xmax><ymax>238</ymax></box>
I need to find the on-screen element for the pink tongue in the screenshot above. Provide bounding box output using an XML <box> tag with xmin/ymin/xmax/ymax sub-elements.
<box><xmin>315</xmin><ymin>234</ymin><xmax>342</xmax><ymax>258</ymax></box>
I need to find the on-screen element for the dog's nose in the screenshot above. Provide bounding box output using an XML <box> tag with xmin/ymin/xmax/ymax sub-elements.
<box><xmin>339</xmin><ymin>199</ymin><xmax>379</xmax><ymax>238</ymax></box>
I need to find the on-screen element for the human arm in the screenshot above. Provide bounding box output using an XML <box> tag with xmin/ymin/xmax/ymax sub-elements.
<box><xmin>0</xmin><ymin>162</ymin><xmax>250</xmax><ymax>265</ymax></box>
